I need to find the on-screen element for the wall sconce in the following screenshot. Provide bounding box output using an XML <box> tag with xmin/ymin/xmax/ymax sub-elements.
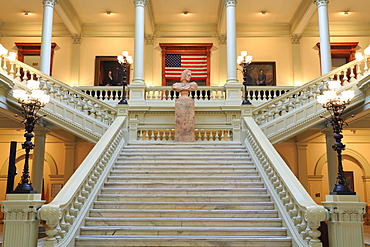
<box><xmin>342</xmin><ymin>10</ymin><xmax>349</xmax><ymax>15</ymax></box>
<box><xmin>182</xmin><ymin>11</ymin><xmax>189</xmax><ymax>16</ymax></box>
<box><xmin>106</xmin><ymin>11</ymin><xmax>112</xmax><ymax>15</ymax></box>
<box><xmin>260</xmin><ymin>11</ymin><xmax>267</xmax><ymax>15</ymax></box>
<box><xmin>23</xmin><ymin>11</ymin><xmax>30</xmax><ymax>16</ymax></box>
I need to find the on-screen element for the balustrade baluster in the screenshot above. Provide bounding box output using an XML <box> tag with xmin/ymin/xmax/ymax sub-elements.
<box><xmin>342</xmin><ymin>68</ymin><xmax>349</xmax><ymax>85</ymax></box>
<box><xmin>349</xmin><ymin>65</ymin><xmax>356</xmax><ymax>82</ymax></box>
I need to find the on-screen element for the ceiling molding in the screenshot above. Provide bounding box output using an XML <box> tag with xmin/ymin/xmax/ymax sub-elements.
<box><xmin>290</xmin><ymin>0</ymin><xmax>317</xmax><ymax>35</ymax></box>
<box><xmin>54</xmin><ymin>0</ymin><xmax>83</xmax><ymax>35</ymax></box>
<box><xmin>303</xmin><ymin>22</ymin><xmax>370</xmax><ymax>37</ymax></box>
<box><xmin>0</xmin><ymin>22</ymin><xmax>70</xmax><ymax>37</ymax></box>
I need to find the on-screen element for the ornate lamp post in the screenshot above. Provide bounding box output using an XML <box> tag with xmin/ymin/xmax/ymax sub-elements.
<box><xmin>317</xmin><ymin>80</ymin><xmax>355</xmax><ymax>195</ymax></box>
<box><xmin>12</xmin><ymin>80</ymin><xmax>50</xmax><ymax>193</ymax></box>
<box><xmin>237</xmin><ymin>51</ymin><xmax>253</xmax><ymax>105</ymax></box>
<box><xmin>117</xmin><ymin>51</ymin><xmax>133</xmax><ymax>104</ymax></box>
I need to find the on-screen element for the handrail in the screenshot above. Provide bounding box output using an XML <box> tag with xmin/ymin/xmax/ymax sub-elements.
<box><xmin>2</xmin><ymin>57</ymin><xmax>117</xmax><ymax>131</ymax></box>
<box><xmin>252</xmin><ymin>59</ymin><xmax>364</xmax><ymax>124</ymax></box>
<box><xmin>38</xmin><ymin>116</ymin><xmax>128</xmax><ymax>247</ymax></box>
<box><xmin>242</xmin><ymin>117</ymin><xmax>327</xmax><ymax>246</ymax></box>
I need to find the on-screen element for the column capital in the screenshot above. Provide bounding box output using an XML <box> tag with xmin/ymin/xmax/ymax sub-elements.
<box><xmin>314</xmin><ymin>0</ymin><xmax>329</xmax><ymax>7</ymax></box>
<box><xmin>43</xmin><ymin>0</ymin><xmax>58</xmax><ymax>7</ymax></box>
<box><xmin>290</xmin><ymin>34</ymin><xmax>302</xmax><ymax>44</ymax></box>
<box><xmin>133</xmin><ymin>0</ymin><xmax>147</xmax><ymax>7</ymax></box>
<box><xmin>145</xmin><ymin>35</ymin><xmax>155</xmax><ymax>45</ymax></box>
<box><xmin>72</xmin><ymin>34</ymin><xmax>83</xmax><ymax>44</ymax></box>
<box><xmin>218</xmin><ymin>34</ymin><xmax>227</xmax><ymax>44</ymax></box>
<box><xmin>224</xmin><ymin>0</ymin><xmax>237</xmax><ymax>7</ymax></box>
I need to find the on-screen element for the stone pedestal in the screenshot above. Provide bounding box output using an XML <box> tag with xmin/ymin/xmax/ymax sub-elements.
<box><xmin>322</xmin><ymin>195</ymin><xmax>366</xmax><ymax>247</ymax></box>
<box><xmin>1</xmin><ymin>194</ymin><xmax>45</xmax><ymax>247</ymax></box>
<box><xmin>175</xmin><ymin>91</ymin><xmax>195</xmax><ymax>142</ymax></box>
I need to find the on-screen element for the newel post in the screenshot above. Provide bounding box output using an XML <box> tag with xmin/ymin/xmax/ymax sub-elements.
<box><xmin>322</xmin><ymin>195</ymin><xmax>366</xmax><ymax>247</ymax></box>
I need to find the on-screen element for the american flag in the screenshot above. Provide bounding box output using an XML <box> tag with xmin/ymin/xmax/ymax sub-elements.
<box><xmin>165</xmin><ymin>54</ymin><xmax>208</xmax><ymax>79</ymax></box>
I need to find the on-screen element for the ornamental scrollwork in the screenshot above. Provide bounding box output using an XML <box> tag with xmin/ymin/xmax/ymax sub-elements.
<box><xmin>305</xmin><ymin>205</ymin><xmax>328</xmax><ymax>228</ymax></box>
<box><xmin>38</xmin><ymin>205</ymin><xmax>62</xmax><ymax>227</ymax></box>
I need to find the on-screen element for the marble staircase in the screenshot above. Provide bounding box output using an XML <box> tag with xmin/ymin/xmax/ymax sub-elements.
<box><xmin>75</xmin><ymin>142</ymin><xmax>292</xmax><ymax>247</ymax></box>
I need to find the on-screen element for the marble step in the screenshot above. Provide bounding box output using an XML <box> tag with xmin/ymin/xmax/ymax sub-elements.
<box><xmin>116</xmin><ymin>156</ymin><xmax>252</xmax><ymax>162</ymax></box>
<box><xmin>106</xmin><ymin>175</ymin><xmax>261</xmax><ymax>182</ymax></box>
<box><xmin>84</xmin><ymin>217</ymin><xmax>282</xmax><ymax>227</ymax></box>
<box><xmin>121</xmin><ymin>149</ymin><xmax>249</xmax><ymax>154</ymax></box>
<box><xmin>79</xmin><ymin>226</ymin><xmax>287</xmax><ymax>236</ymax></box>
<box><xmin>103</xmin><ymin>181</ymin><xmax>265</xmax><ymax>188</ymax></box>
<box><xmin>109</xmin><ymin>170</ymin><xmax>259</xmax><ymax>176</ymax></box>
<box><xmin>96</xmin><ymin>194</ymin><xmax>270</xmax><ymax>202</ymax></box>
<box><xmin>119</xmin><ymin>152</ymin><xmax>250</xmax><ymax>157</ymax></box>
<box><xmin>113</xmin><ymin>164</ymin><xmax>254</xmax><ymax>169</ymax></box>
<box><xmin>125</xmin><ymin>143</ymin><xmax>244</xmax><ymax>147</ymax></box>
<box><xmin>100</xmin><ymin>187</ymin><xmax>268</xmax><ymax>195</ymax></box>
<box><xmin>97</xmin><ymin>192</ymin><xmax>270</xmax><ymax>202</ymax></box>
<box><xmin>89</xmin><ymin>209</ymin><xmax>279</xmax><ymax>218</ymax></box>
<box><xmin>75</xmin><ymin>235</ymin><xmax>292</xmax><ymax>247</ymax></box>
<box><xmin>93</xmin><ymin>201</ymin><xmax>274</xmax><ymax>210</ymax></box>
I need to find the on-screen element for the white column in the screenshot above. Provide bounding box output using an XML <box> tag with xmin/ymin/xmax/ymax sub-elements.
<box><xmin>132</xmin><ymin>0</ymin><xmax>146</xmax><ymax>84</ymax></box>
<box><xmin>71</xmin><ymin>34</ymin><xmax>82</xmax><ymax>85</ymax></box>
<box><xmin>224</xmin><ymin>0</ymin><xmax>242</xmax><ymax>106</ymax></box>
<box><xmin>129</xmin><ymin>0</ymin><xmax>148</xmax><ymax>106</ymax></box>
<box><xmin>315</xmin><ymin>0</ymin><xmax>332</xmax><ymax>75</ymax></box>
<box><xmin>40</xmin><ymin>0</ymin><xmax>58</xmax><ymax>75</ymax></box>
<box><xmin>323</xmin><ymin>129</ymin><xmax>338</xmax><ymax>193</ymax></box>
<box><xmin>31</xmin><ymin>127</ymin><xmax>49</xmax><ymax>193</ymax></box>
<box><xmin>291</xmin><ymin>34</ymin><xmax>303</xmax><ymax>86</ymax></box>
<box><xmin>224</xmin><ymin>0</ymin><xmax>238</xmax><ymax>84</ymax></box>
<box><xmin>322</xmin><ymin>195</ymin><xmax>366</xmax><ymax>247</ymax></box>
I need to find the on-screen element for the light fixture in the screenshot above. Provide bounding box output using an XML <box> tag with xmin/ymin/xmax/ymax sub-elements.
<box><xmin>317</xmin><ymin>81</ymin><xmax>355</xmax><ymax>195</ymax></box>
<box><xmin>260</xmin><ymin>11</ymin><xmax>267</xmax><ymax>15</ymax></box>
<box><xmin>23</xmin><ymin>11</ymin><xmax>30</xmax><ymax>16</ymax></box>
<box><xmin>117</xmin><ymin>51</ymin><xmax>133</xmax><ymax>104</ymax></box>
<box><xmin>237</xmin><ymin>51</ymin><xmax>253</xmax><ymax>105</ymax></box>
<box><xmin>12</xmin><ymin>80</ymin><xmax>50</xmax><ymax>193</ymax></box>
<box><xmin>342</xmin><ymin>10</ymin><xmax>349</xmax><ymax>15</ymax></box>
<box><xmin>182</xmin><ymin>11</ymin><xmax>189</xmax><ymax>16</ymax></box>
<box><xmin>106</xmin><ymin>11</ymin><xmax>112</xmax><ymax>15</ymax></box>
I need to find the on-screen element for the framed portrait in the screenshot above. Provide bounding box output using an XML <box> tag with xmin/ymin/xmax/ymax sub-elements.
<box><xmin>94</xmin><ymin>56</ymin><xmax>130</xmax><ymax>86</ymax></box>
<box><xmin>344</xmin><ymin>171</ymin><xmax>354</xmax><ymax>192</ymax></box>
<box><xmin>247</xmin><ymin>62</ymin><xmax>276</xmax><ymax>86</ymax></box>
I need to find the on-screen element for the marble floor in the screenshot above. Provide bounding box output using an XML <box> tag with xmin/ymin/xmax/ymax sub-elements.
<box><xmin>0</xmin><ymin>223</ymin><xmax>370</xmax><ymax>246</ymax></box>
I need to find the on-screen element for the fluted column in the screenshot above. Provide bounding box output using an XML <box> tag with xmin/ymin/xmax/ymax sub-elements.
<box><xmin>40</xmin><ymin>0</ymin><xmax>58</xmax><ymax>75</ymax></box>
<box><xmin>224</xmin><ymin>0</ymin><xmax>238</xmax><ymax>84</ymax></box>
<box><xmin>315</xmin><ymin>0</ymin><xmax>332</xmax><ymax>75</ymax></box>
<box><xmin>71</xmin><ymin>34</ymin><xmax>82</xmax><ymax>85</ymax></box>
<box><xmin>132</xmin><ymin>0</ymin><xmax>146</xmax><ymax>84</ymax></box>
<box><xmin>31</xmin><ymin>127</ymin><xmax>49</xmax><ymax>193</ymax></box>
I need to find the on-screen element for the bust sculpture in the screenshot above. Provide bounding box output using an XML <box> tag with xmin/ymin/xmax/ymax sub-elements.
<box><xmin>172</xmin><ymin>69</ymin><xmax>198</xmax><ymax>93</ymax></box>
